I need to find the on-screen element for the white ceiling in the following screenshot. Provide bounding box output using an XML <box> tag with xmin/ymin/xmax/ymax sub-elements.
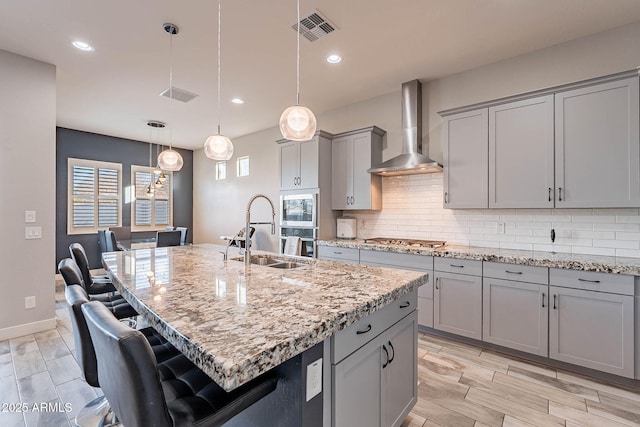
<box><xmin>3</xmin><ymin>0</ymin><xmax>640</xmax><ymax>150</ymax></box>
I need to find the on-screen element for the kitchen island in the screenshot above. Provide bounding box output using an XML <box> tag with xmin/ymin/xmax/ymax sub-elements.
<box><xmin>102</xmin><ymin>243</ymin><xmax>428</xmax><ymax>427</ymax></box>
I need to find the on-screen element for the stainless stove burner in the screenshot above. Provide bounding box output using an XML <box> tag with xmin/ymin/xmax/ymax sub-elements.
<box><xmin>363</xmin><ymin>238</ymin><xmax>446</xmax><ymax>249</ymax></box>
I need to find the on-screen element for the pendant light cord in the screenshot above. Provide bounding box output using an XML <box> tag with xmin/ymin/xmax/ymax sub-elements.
<box><xmin>217</xmin><ymin>0</ymin><xmax>222</xmax><ymax>135</ymax></box>
<box><xmin>296</xmin><ymin>0</ymin><xmax>300</xmax><ymax>105</ymax></box>
<box><xmin>169</xmin><ymin>28</ymin><xmax>174</xmax><ymax>150</ymax></box>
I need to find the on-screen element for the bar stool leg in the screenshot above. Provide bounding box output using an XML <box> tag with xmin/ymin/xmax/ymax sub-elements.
<box><xmin>74</xmin><ymin>395</ymin><xmax>120</xmax><ymax>427</ymax></box>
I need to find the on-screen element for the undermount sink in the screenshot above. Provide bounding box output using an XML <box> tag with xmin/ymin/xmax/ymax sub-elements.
<box><xmin>267</xmin><ymin>262</ymin><xmax>304</xmax><ymax>269</ymax></box>
<box><xmin>230</xmin><ymin>255</ymin><xmax>307</xmax><ymax>269</ymax></box>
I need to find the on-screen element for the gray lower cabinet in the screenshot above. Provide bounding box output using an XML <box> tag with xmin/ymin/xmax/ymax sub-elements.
<box><xmin>434</xmin><ymin>259</ymin><xmax>483</xmax><ymax>340</ymax></box>
<box><xmin>317</xmin><ymin>246</ymin><xmax>359</xmax><ymax>264</ymax></box>
<box><xmin>549</xmin><ymin>285</ymin><xmax>635</xmax><ymax>378</ymax></box>
<box><xmin>333</xmin><ymin>311</ymin><xmax>417</xmax><ymax>427</ymax></box>
<box><xmin>482</xmin><ymin>277</ymin><xmax>549</xmax><ymax>356</ymax></box>
<box><xmin>359</xmin><ymin>250</ymin><xmax>433</xmax><ymax>328</ymax></box>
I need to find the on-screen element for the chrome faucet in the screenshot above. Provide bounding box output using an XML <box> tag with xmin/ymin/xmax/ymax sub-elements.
<box><xmin>245</xmin><ymin>194</ymin><xmax>276</xmax><ymax>266</ymax></box>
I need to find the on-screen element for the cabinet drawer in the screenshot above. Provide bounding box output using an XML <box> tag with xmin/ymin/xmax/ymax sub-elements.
<box><xmin>317</xmin><ymin>246</ymin><xmax>359</xmax><ymax>263</ymax></box>
<box><xmin>360</xmin><ymin>250</ymin><xmax>433</xmax><ymax>271</ymax></box>
<box><xmin>549</xmin><ymin>268</ymin><xmax>634</xmax><ymax>296</ymax></box>
<box><xmin>434</xmin><ymin>257</ymin><xmax>482</xmax><ymax>276</ymax></box>
<box><xmin>332</xmin><ymin>289</ymin><xmax>417</xmax><ymax>364</ymax></box>
<box><xmin>483</xmin><ymin>262</ymin><xmax>548</xmax><ymax>285</ymax></box>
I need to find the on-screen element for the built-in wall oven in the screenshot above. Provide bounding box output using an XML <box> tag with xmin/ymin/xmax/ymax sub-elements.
<box><xmin>279</xmin><ymin>192</ymin><xmax>317</xmax><ymax>257</ymax></box>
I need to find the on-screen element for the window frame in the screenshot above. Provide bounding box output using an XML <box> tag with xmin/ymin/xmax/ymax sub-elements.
<box><xmin>237</xmin><ymin>155</ymin><xmax>250</xmax><ymax>177</ymax></box>
<box><xmin>131</xmin><ymin>165</ymin><xmax>174</xmax><ymax>232</ymax></box>
<box><xmin>67</xmin><ymin>158</ymin><xmax>122</xmax><ymax>235</ymax></box>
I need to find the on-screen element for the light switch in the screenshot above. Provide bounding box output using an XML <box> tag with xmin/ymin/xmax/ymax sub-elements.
<box><xmin>306</xmin><ymin>358</ymin><xmax>322</xmax><ymax>402</ymax></box>
<box><xmin>25</xmin><ymin>210</ymin><xmax>36</xmax><ymax>223</ymax></box>
<box><xmin>25</xmin><ymin>226</ymin><xmax>42</xmax><ymax>239</ymax></box>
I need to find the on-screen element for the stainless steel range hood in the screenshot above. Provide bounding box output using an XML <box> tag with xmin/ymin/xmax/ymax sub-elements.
<box><xmin>368</xmin><ymin>80</ymin><xmax>443</xmax><ymax>176</ymax></box>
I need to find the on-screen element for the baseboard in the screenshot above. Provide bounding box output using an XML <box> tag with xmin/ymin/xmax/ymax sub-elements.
<box><xmin>0</xmin><ymin>318</ymin><xmax>57</xmax><ymax>341</ymax></box>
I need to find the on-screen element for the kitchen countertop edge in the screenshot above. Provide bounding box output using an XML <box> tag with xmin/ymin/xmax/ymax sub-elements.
<box><xmin>318</xmin><ymin>239</ymin><xmax>640</xmax><ymax>276</ymax></box>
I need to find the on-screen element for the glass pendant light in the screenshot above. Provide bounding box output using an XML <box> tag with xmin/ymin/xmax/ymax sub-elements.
<box><xmin>204</xmin><ymin>0</ymin><xmax>234</xmax><ymax>161</ymax></box>
<box><xmin>157</xmin><ymin>23</ymin><xmax>184</xmax><ymax>172</ymax></box>
<box><xmin>279</xmin><ymin>0</ymin><xmax>317</xmax><ymax>141</ymax></box>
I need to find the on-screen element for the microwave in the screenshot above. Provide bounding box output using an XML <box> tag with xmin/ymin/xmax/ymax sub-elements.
<box><xmin>280</xmin><ymin>193</ymin><xmax>317</xmax><ymax>227</ymax></box>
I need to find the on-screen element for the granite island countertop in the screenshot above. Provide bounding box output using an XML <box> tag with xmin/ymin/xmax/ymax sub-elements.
<box><xmin>102</xmin><ymin>244</ymin><xmax>428</xmax><ymax>391</ymax></box>
<box><xmin>318</xmin><ymin>239</ymin><xmax>640</xmax><ymax>276</ymax></box>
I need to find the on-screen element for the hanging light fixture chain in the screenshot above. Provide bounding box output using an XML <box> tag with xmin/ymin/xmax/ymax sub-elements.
<box><xmin>169</xmin><ymin>26</ymin><xmax>174</xmax><ymax>150</ymax></box>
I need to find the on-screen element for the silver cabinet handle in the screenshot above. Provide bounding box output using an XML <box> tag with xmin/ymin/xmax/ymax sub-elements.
<box><xmin>505</xmin><ymin>270</ymin><xmax>522</xmax><ymax>275</ymax></box>
<box><xmin>346</xmin><ymin>196</ymin><xmax>349</xmax><ymax>205</ymax></box>
<box><xmin>578</xmin><ymin>278</ymin><xmax>600</xmax><ymax>283</ymax></box>
<box><xmin>333</xmin><ymin>251</ymin><xmax>342</xmax><ymax>255</ymax></box>
<box><xmin>444</xmin><ymin>192</ymin><xmax>449</xmax><ymax>204</ymax></box>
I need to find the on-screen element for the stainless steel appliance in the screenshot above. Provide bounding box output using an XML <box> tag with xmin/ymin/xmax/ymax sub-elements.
<box><xmin>279</xmin><ymin>226</ymin><xmax>316</xmax><ymax>257</ymax></box>
<box><xmin>363</xmin><ymin>237</ymin><xmax>446</xmax><ymax>248</ymax></box>
<box><xmin>280</xmin><ymin>192</ymin><xmax>317</xmax><ymax>227</ymax></box>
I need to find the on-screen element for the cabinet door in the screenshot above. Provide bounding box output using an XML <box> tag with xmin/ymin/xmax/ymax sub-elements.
<box><xmin>383</xmin><ymin>312</ymin><xmax>417</xmax><ymax>427</ymax></box>
<box><xmin>331</xmin><ymin>135</ymin><xmax>351</xmax><ymax>210</ymax></box>
<box><xmin>443</xmin><ymin>109</ymin><xmax>488</xmax><ymax>208</ymax></box>
<box><xmin>298</xmin><ymin>139</ymin><xmax>319</xmax><ymax>189</ymax></box>
<box><xmin>351</xmin><ymin>132</ymin><xmax>373</xmax><ymax>210</ymax></box>
<box><xmin>482</xmin><ymin>278</ymin><xmax>548</xmax><ymax>356</ymax></box>
<box><xmin>434</xmin><ymin>272</ymin><xmax>482</xmax><ymax>340</ymax></box>
<box><xmin>555</xmin><ymin>77</ymin><xmax>640</xmax><ymax>207</ymax></box>
<box><xmin>280</xmin><ymin>142</ymin><xmax>300</xmax><ymax>190</ymax></box>
<box><xmin>489</xmin><ymin>96</ymin><xmax>554</xmax><ymax>208</ymax></box>
<box><xmin>333</xmin><ymin>337</ymin><xmax>382</xmax><ymax>427</ymax></box>
<box><xmin>549</xmin><ymin>286</ymin><xmax>634</xmax><ymax>378</ymax></box>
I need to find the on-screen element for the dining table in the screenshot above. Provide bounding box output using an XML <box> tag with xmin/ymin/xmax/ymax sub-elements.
<box><xmin>101</xmin><ymin>243</ymin><xmax>427</xmax><ymax>426</ymax></box>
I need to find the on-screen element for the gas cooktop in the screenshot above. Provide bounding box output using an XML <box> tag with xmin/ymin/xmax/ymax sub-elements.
<box><xmin>363</xmin><ymin>238</ymin><xmax>446</xmax><ymax>249</ymax></box>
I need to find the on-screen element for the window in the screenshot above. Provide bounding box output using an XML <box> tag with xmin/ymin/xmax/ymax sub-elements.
<box><xmin>216</xmin><ymin>161</ymin><xmax>226</xmax><ymax>180</ymax></box>
<box><xmin>67</xmin><ymin>158</ymin><xmax>122</xmax><ymax>235</ymax></box>
<box><xmin>237</xmin><ymin>156</ymin><xmax>250</xmax><ymax>177</ymax></box>
<box><xmin>131</xmin><ymin>165</ymin><xmax>173</xmax><ymax>231</ymax></box>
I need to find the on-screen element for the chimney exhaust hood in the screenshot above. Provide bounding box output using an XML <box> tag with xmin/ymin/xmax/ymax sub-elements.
<box><xmin>368</xmin><ymin>80</ymin><xmax>442</xmax><ymax>176</ymax></box>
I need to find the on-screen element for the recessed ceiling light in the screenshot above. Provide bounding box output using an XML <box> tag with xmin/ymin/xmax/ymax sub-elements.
<box><xmin>326</xmin><ymin>54</ymin><xmax>342</xmax><ymax>64</ymax></box>
<box><xmin>231</xmin><ymin>98</ymin><xmax>244</xmax><ymax>104</ymax></box>
<box><xmin>72</xmin><ymin>41</ymin><xmax>95</xmax><ymax>52</ymax></box>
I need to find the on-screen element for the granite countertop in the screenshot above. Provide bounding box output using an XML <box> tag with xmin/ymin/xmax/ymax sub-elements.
<box><xmin>317</xmin><ymin>239</ymin><xmax>640</xmax><ymax>276</ymax></box>
<box><xmin>102</xmin><ymin>244</ymin><xmax>427</xmax><ymax>391</ymax></box>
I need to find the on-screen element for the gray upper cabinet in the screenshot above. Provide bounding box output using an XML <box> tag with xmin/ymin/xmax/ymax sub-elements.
<box><xmin>489</xmin><ymin>95</ymin><xmax>554</xmax><ymax>208</ymax></box>
<box><xmin>331</xmin><ymin>127</ymin><xmax>384</xmax><ymax>210</ymax></box>
<box><xmin>555</xmin><ymin>77</ymin><xmax>640</xmax><ymax>207</ymax></box>
<box><xmin>279</xmin><ymin>138</ymin><xmax>319</xmax><ymax>190</ymax></box>
<box><xmin>443</xmin><ymin>109</ymin><xmax>488</xmax><ymax>208</ymax></box>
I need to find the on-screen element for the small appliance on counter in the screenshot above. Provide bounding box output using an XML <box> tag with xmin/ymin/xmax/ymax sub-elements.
<box><xmin>336</xmin><ymin>217</ymin><xmax>357</xmax><ymax>239</ymax></box>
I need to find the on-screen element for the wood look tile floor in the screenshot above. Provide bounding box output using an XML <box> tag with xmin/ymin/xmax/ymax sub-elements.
<box><xmin>2</xmin><ymin>285</ymin><xmax>639</xmax><ymax>426</ymax></box>
<box><xmin>401</xmin><ymin>333</ymin><xmax>640</xmax><ymax>427</ymax></box>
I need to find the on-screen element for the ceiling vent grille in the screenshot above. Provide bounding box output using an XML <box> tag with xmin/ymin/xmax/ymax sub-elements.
<box><xmin>292</xmin><ymin>9</ymin><xmax>337</xmax><ymax>42</ymax></box>
<box><xmin>159</xmin><ymin>86</ymin><xmax>199</xmax><ymax>103</ymax></box>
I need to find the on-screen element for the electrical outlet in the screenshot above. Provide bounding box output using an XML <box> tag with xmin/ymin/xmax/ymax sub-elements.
<box><xmin>497</xmin><ymin>222</ymin><xmax>505</xmax><ymax>234</ymax></box>
<box><xmin>25</xmin><ymin>296</ymin><xmax>36</xmax><ymax>309</ymax></box>
<box><xmin>306</xmin><ymin>358</ymin><xmax>322</xmax><ymax>402</ymax></box>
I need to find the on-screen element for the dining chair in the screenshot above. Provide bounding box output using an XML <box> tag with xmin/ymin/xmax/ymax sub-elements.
<box><xmin>104</xmin><ymin>230</ymin><xmax>121</xmax><ymax>252</ymax></box>
<box><xmin>65</xmin><ymin>285</ymin><xmax>178</xmax><ymax>427</ymax></box>
<box><xmin>82</xmin><ymin>300</ymin><xmax>278</xmax><ymax>427</ymax></box>
<box><xmin>175</xmin><ymin>226</ymin><xmax>189</xmax><ymax>245</ymax></box>
<box><xmin>156</xmin><ymin>230</ymin><xmax>181</xmax><ymax>247</ymax></box>
<box><xmin>108</xmin><ymin>226</ymin><xmax>131</xmax><ymax>242</ymax></box>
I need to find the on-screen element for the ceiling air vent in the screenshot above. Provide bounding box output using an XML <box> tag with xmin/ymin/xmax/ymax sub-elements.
<box><xmin>159</xmin><ymin>86</ymin><xmax>199</xmax><ymax>103</ymax></box>
<box><xmin>292</xmin><ymin>9</ymin><xmax>337</xmax><ymax>42</ymax></box>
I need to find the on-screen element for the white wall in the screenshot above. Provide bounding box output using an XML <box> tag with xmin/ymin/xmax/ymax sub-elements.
<box><xmin>194</xmin><ymin>21</ymin><xmax>640</xmax><ymax>257</ymax></box>
<box><xmin>0</xmin><ymin>50</ymin><xmax>56</xmax><ymax>339</ymax></box>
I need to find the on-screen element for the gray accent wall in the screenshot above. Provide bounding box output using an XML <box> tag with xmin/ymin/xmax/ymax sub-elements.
<box><xmin>56</xmin><ymin>127</ymin><xmax>193</xmax><ymax>269</ymax></box>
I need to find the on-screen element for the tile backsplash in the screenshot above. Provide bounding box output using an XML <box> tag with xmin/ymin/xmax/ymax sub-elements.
<box><xmin>348</xmin><ymin>173</ymin><xmax>640</xmax><ymax>258</ymax></box>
